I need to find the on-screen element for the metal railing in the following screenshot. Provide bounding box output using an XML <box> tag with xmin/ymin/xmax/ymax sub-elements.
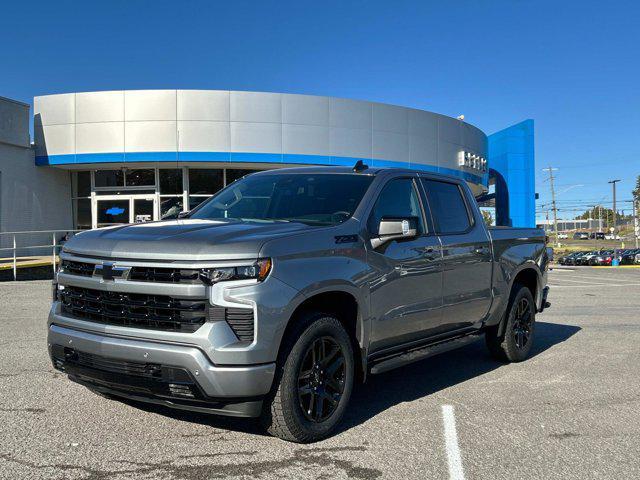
<box><xmin>0</xmin><ymin>229</ymin><xmax>84</xmax><ymax>281</ymax></box>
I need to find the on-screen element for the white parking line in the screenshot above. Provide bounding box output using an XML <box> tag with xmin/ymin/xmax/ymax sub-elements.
<box><xmin>549</xmin><ymin>283</ymin><xmax>640</xmax><ymax>288</ymax></box>
<box><xmin>442</xmin><ymin>405</ymin><xmax>465</xmax><ymax>480</ymax></box>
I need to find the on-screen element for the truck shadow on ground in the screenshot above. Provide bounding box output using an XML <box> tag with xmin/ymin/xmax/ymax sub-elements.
<box><xmin>122</xmin><ymin>321</ymin><xmax>580</xmax><ymax>437</ymax></box>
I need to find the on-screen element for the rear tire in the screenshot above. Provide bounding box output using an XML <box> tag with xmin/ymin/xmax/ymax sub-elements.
<box><xmin>261</xmin><ymin>312</ymin><xmax>354</xmax><ymax>443</ymax></box>
<box><xmin>486</xmin><ymin>283</ymin><xmax>536</xmax><ymax>362</ymax></box>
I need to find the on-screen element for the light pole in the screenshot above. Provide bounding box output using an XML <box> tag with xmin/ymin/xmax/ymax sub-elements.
<box><xmin>608</xmin><ymin>179</ymin><xmax>621</xmax><ymax>232</ymax></box>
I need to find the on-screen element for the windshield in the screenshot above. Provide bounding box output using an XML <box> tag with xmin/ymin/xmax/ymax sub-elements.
<box><xmin>188</xmin><ymin>173</ymin><xmax>374</xmax><ymax>226</ymax></box>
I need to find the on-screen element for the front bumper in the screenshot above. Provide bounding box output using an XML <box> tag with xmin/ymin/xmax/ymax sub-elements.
<box><xmin>47</xmin><ymin>323</ymin><xmax>275</xmax><ymax>417</ymax></box>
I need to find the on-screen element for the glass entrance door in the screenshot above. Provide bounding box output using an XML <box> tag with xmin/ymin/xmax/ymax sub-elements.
<box><xmin>93</xmin><ymin>195</ymin><xmax>157</xmax><ymax>228</ymax></box>
<box><xmin>133</xmin><ymin>198</ymin><xmax>154</xmax><ymax>223</ymax></box>
<box><xmin>96</xmin><ymin>199</ymin><xmax>130</xmax><ymax>228</ymax></box>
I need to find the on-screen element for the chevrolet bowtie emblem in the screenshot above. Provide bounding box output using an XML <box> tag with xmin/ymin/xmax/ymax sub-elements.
<box><xmin>94</xmin><ymin>262</ymin><xmax>129</xmax><ymax>281</ymax></box>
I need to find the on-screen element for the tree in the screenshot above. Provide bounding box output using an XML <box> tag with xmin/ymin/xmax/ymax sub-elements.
<box><xmin>574</xmin><ymin>206</ymin><xmax>628</xmax><ymax>226</ymax></box>
<box><xmin>633</xmin><ymin>174</ymin><xmax>640</xmax><ymax>202</ymax></box>
<box><xmin>481</xmin><ymin>210</ymin><xmax>493</xmax><ymax>226</ymax></box>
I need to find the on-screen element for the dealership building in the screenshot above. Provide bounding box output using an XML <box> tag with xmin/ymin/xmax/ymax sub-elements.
<box><xmin>0</xmin><ymin>90</ymin><xmax>535</xmax><ymax>246</ymax></box>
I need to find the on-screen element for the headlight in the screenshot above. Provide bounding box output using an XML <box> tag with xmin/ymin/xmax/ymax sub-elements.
<box><xmin>199</xmin><ymin>258</ymin><xmax>272</xmax><ymax>285</ymax></box>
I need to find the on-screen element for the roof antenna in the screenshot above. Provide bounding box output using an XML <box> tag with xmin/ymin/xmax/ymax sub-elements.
<box><xmin>353</xmin><ymin>160</ymin><xmax>368</xmax><ymax>172</ymax></box>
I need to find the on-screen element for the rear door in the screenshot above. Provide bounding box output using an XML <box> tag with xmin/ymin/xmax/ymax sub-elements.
<box><xmin>419</xmin><ymin>177</ymin><xmax>493</xmax><ymax>331</ymax></box>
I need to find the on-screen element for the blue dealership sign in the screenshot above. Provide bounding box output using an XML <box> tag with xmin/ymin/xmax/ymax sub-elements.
<box><xmin>105</xmin><ymin>207</ymin><xmax>125</xmax><ymax>216</ymax></box>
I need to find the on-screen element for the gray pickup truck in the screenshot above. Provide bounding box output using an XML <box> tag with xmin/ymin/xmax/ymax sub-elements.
<box><xmin>49</xmin><ymin>165</ymin><xmax>550</xmax><ymax>442</ymax></box>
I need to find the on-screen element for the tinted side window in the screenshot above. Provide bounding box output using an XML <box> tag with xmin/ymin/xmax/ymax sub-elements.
<box><xmin>421</xmin><ymin>179</ymin><xmax>472</xmax><ymax>234</ymax></box>
<box><xmin>368</xmin><ymin>178</ymin><xmax>424</xmax><ymax>235</ymax></box>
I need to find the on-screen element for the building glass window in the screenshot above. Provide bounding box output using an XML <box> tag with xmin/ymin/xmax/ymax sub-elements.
<box><xmin>94</xmin><ymin>170</ymin><xmax>124</xmax><ymax>188</ymax></box>
<box><xmin>226</xmin><ymin>169</ymin><xmax>259</xmax><ymax>185</ymax></box>
<box><xmin>188</xmin><ymin>169</ymin><xmax>223</xmax><ymax>195</ymax></box>
<box><xmin>160</xmin><ymin>197</ymin><xmax>184</xmax><ymax>220</ymax></box>
<box><xmin>73</xmin><ymin>171</ymin><xmax>91</xmax><ymax>197</ymax></box>
<box><xmin>159</xmin><ymin>169</ymin><xmax>183</xmax><ymax>194</ymax></box>
<box><xmin>74</xmin><ymin>198</ymin><xmax>92</xmax><ymax>229</ymax></box>
<box><xmin>125</xmin><ymin>169</ymin><xmax>155</xmax><ymax>187</ymax></box>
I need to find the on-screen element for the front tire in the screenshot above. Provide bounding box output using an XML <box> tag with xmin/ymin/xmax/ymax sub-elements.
<box><xmin>261</xmin><ymin>312</ymin><xmax>354</xmax><ymax>443</ymax></box>
<box><xmin>486</xmin><ymin>283</ymin><xmax>536</xmax><ymax>362</ymax></box>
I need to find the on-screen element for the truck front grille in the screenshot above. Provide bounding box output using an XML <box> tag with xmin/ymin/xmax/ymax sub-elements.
<box><xmin>129</xmin><ymin>267</ymin><xmax>200</xmax><ymax>284</ymax></box>
<box><xmin>61</xmin><ymin>260</ymin><xmax>94</xmax><ymax>277</ymax></box>
<box><xmin>60</xmin><ymin>260</ymin><xmax>201</xmax><ymax>284</ymax></box>
<box><xmin>59</xmin><ymin>286</ymin><xmax>207</xmax><ymax>332</ymax></box>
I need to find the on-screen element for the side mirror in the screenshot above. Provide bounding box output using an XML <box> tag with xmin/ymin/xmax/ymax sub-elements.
<box><xmin>177</xmin><ymin>211</ymin><xmax>190</xmax><ymax>219</ymax></box>
<box><xmin>371</xmin><ymin>217</ymin><xmax>418</xmax><ymax>248</ymax></box>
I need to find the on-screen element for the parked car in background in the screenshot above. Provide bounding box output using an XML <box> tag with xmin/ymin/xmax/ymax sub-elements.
<box><xmin>564</xmin><ymin>251</ymin><xmax>589</xmax><ymax>266</ymax></box>
<box><xmin>589</xmin><ymin>232</ymin><xmax>606</xmax><ymax>240</ymax></box>
<box><xmin>593</xmin><ymin>250</ymin><xmax>614</xmax><ymax>266</ymax></box>
<box><xmin>578</xmin><ymin>251</ymin><xmax>600</xmax><ymax>265</ymax></box>
<box><xmin>559</xmin><ymin>251</ymin><xmax>581</xmax><ymax>265</ymax></box>
<box><xmin>573</xmin><ymin>232</ymin><xmax>590</xmax><ymax>240</ymax></box>
<box><xmin>557</xmin><ymin>233</ymin><xmax>569</xmax><ymax>239</ymax></box>
<box><xmin>604</xmin><ymin>234</ymin><xmax>621</xmax><ymax>240</ymax></box>
<box><xmin>620</xmin><ymin>249</ymin><xmax>640</xmax><ymax>265</ymax></box>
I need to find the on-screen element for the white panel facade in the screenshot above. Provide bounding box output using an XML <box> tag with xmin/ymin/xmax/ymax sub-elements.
<box><xmin>177</xmin><ymin>90</ymin><xmax>229</xmax><ymax>121</ymax></box>
<box><xmin>409</xmin><ymin>134</ymin><xmax>438</xmax><ymax>166</ymax></box>
<box><xmin>373</xmin><ymin>103</ymin><xmax>408</xmax><ymax>134</ymax></box>
<box><xmin>283</xmin><ymin>124</ymin><xmax>330</xmax><ymax>156</ymax></box>
<box><xmin>35</xmin><ymin>124</ymin><xmax>75</xmax><ymax>156</ymax></box>
<box><xmin>32</xmin><ymin>89</ymin><xmax>488</xmax><ymax>192</ymax></box>
<box><xmin>231</xmin><ymin>122</ymin><xmax>282</xmax><ymax>153</ymax></box>
<box><xmin>330</xmin><ymin>127</ymin><xmax>372</xmax><ymax>158</ymax></box>
<box><xmin>76</xmin><ymin>122</ymin><xmax>125</xmax><ymax>154</ymax></box>
<box><xmin>125</xmin><ymin>121</ymin><xmax>177</xmax><ymax>152</ymax></box>
<box><xmin>124</xmin><ymin>90</ymin><xmax>177</xmax><ymax>121</ymax></box>
<box><xmin>178</xmin><ymin>121</ymin><xmax>230</xmax><ymax>152</ymax></box>
<box><xmin>230</xmin><ymin>91</ymin><xmax>281</xmax><ymax>123</ymax></box>
<box><xmin>76</xmin><ymin>91</ymin><xmax>125</xmax><ymax>123</ymax></box>
<box><xmin>34</xmin><ymin>93</ymin><xmax>75</xmax><ymax>126</ymax></box>
<box><xmin>330</xmin><ymin>98</ymin><xmax>371</xmax><ymax>129</ymax></box>
<box><xmin>372</xmin><ymin>130</ymin><xmax>409</xmax><ymax>162</ymax></box>
<box><xmin>282</xmin><ymin>94</ymin><xmax>329</xmax><ymax>126</ymax></box>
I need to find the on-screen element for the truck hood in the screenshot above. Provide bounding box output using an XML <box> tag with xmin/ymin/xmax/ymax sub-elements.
<box><xmin>62</xmin><ymin>219</ymin><xmax>313</xmax><ymax>261</ymax></box>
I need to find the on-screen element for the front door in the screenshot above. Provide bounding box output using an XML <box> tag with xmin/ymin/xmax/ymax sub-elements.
<box><xmin>367</xmin><ymin>177</ymin><xmax>443</xmax><ymax>353</ymax></box>
<box><xmin>93</xmin><ymin>195</ymin><xmax>157</xmax><ymax>228</ymax></box>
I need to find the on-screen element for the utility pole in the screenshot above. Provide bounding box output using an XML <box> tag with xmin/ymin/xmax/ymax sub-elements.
<box><xmin>633</xmin><ymin>199</ymin><xmax>639</xmax><ymax>248</ymax></box>
<box><xmin>543</xmin><ymin>167</ymin><xmax>559</xmax><ymax>246</ymax></box>
<box><xmin>608</xmin><ymin>179</ymin><xmax>620</xmax><ymax>232</ymax></box>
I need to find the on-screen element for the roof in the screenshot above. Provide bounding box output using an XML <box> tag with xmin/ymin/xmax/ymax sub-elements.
<box><xmin>254</xmin><ymin>164</ymin><xmax>464</xmax><ymax>182</ymax></box>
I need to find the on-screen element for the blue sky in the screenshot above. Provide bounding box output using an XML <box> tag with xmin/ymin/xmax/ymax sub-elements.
<box><xmin>2</xmin><ymin>0</ymin><xmax>638</xmax><ymax>221</ymax></box>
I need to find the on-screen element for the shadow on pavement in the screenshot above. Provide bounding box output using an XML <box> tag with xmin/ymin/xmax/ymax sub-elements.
<box><xmin>118</xmin><ymin>321</ymin><xmax>580</xmax><ymax>438</ymax></box>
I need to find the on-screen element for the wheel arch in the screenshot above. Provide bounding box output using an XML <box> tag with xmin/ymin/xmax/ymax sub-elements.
<box><xmin>497</xmin><ymin>265</ymin><xmax>540</xmax><ymax>337</ymax></box>
<box><xmin>279</xmin><ymin>289</ymin><xmax>367</xmax><ymax>383</ymax></box>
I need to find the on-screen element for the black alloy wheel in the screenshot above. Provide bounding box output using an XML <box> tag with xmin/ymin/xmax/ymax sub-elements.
<box><xmin>485</xmin><ymin>282</ymin><xmax>536</xmax><ymax>363</ymax></box>
<box><xmin>512</xmin><ymin>297</ymin><xmax>533</xmax><ymax>349</ymax></box>
<box><xmin>297</xmin><ymin>336</ymin><xmax>346</xmax><ymax>422</ymax></box>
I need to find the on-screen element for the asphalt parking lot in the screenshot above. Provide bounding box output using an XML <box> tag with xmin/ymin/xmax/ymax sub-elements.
<box><xmin>1</xmin><ymin>267</ymin><xmax>639</xmax><ymax>479</ymax></box>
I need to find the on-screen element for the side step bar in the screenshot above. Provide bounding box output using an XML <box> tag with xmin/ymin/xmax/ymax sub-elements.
<box><xmin>369</xmin><ymin>333</ymin><xmax>481</xmax><ymax>375</ymax></box>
